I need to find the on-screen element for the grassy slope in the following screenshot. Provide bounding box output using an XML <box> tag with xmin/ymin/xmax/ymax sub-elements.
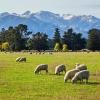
<box><xmin>0</xmin><ymin>52</ymin><xmax>100</xmax><ymax>100</ymax></box>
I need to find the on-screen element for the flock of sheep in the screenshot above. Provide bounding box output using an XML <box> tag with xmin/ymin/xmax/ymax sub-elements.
<box><xmin>16</xmin><ymin>57</ymin><xmax>90</xmax><ymax>84</ymax></box>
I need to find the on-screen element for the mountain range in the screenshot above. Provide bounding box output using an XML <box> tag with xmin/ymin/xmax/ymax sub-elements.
<box><xmin>0</xmin><ymin>11</ymin><xmax>100</xmax><ymax>38</ymax></box>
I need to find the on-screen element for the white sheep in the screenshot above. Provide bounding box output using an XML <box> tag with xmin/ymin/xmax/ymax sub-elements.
<box><xmin>48</xmin><ymin>52</ymin><xmax>53</xmax><ymax>55</ymax></box>
<box><xmin>16</xmin><ymin>57</ymin><xmax>21</xmax><ymax>62</ymax></box>
<box><xmin>55</xmin><ymin>64</ymin><xmax>66</xmax><ymax>75</ymax></box>
<box><xmin>64</xmin><ymin>69</ymin><xmax>79</xmax><ymax>83</ymax></box>
<box><xmin>75</xmin><ymin>64</ymin><xmax>87</xmax><ymax>71</ymax></box>
<box><xmin>19</xmin><ymin>57</ymin><xmax>26</xmax><ymax>62</ymax></box>
<box><xmin>71</xmin><ymin>70</ymin><xmax>90</xmax><ymax>84</ymax></box>
<box><xmin>34</xmin><ymin>64</ymin><xmax>48</xmax><ymax>74</ymax></box>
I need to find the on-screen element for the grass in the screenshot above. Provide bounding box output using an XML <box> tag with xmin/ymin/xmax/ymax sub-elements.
<box><xmin>0</xmin><ymin>52</ymin><xmax>100</xmax><ymax>100</ymax></box>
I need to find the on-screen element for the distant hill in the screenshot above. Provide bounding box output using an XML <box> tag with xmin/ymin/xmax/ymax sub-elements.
<box><xmin>0</xmin><ymin>11</ymin><xmax>100</xmax><ymax>38</ymax></box>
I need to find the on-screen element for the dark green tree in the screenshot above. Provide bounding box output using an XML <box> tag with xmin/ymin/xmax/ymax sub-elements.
<box><xmin>87</xmin><ymin>29</ymin><xmax>100</xmax><ymax>51</ymax></box>
<box><xmin>0</xmin><ymin>28</ymin><xmax>6</xmax><ymax>43</ymax></box>
<box><xmin>62</xmin><ymin>28</ymin><xmax>74</xmax><ymax>50</ymax></box>
<box><xmin>53</xmin><ymin>28</ymin><xmax>62</xmax><ymax>49</ymax></box>
<box><xmin>62</xmin><ymin>28</ymin><xmax>86</xmax><ymax>50</ymax></box>
<box><xmin>53</xmin><ymin>28</ymin><xmax>61</xmax><ymax>44</ymax></box>
<box><xmin>0</xmin><ymin>24</ymin><xmax>32</xmax><ymax>51</ymax></box>
<box><xmin>31</xmin><ymin>32</ymin><xmax>49</xmax><ymax>51</ymax></box>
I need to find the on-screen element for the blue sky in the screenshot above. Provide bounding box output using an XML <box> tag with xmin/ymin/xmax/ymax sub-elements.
<box><xmin>0</xmin><ymin>0</ymin><xmax>100</xmax><ymax>18</ymax></box>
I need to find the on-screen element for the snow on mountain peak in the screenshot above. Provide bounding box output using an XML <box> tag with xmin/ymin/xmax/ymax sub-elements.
<box><xmin>62</xmin><ymin>14</ymin><xmax>74</xmax><ymax>20</ymax></box>
<box><xmin>0</xmin><ymin>11</ymin><xmax>100</xmax><ymax>38</ymax></box>
<box><xmin>22</xmin><ymin>11</ymin><xmax>32</xmax><ymax>17</ymax></box>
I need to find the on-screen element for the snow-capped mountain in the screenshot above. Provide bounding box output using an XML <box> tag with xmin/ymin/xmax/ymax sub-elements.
<box><xmin>0</xmin><ymin>11</ymin><xmax>100</xmax><ymax>38</ymax></box>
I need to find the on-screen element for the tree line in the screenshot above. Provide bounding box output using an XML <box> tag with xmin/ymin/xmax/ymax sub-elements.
<box><xmin>0</xmin><ymin>24</ymin><xmax>100</xmax><ymax>51</ymax></box>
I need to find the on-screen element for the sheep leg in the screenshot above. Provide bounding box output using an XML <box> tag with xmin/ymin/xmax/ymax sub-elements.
<box><xmin>86</xmin><ymin>79</ymin><xmax>88</xmax><ymax>84</ymax></box>
<box><xmin>46</xmin><ymin>69</ymin><xmax>48</xmax><ymax>73</ymax></box>
<box><xmin>80</xmin><ymin>79</ymin><xmax>82</xmax><ymax>84</ymax></box>
<box><xmin>58</xmin><ymin>72</ymin><xmax>60</xmax><ymax>75</ymax></box>
<box><xmin>64</xmin><ymin>69</ymin><xmax>66</xmax><ymax>73</ymax></box>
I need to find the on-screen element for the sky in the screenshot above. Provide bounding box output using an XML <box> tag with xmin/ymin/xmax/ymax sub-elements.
<box><xmin>0</xmin><ymin>0</ymin><xmax>100</xmax><ymax>18</ymax></box>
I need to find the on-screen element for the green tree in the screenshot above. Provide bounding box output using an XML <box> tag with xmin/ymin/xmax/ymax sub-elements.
<box><xmin>0</xmin><ymin>28</ymin><xmax>6</xmax><ymax>43</ymax></box>
<box><xmin>2</xmin><ymin>42</ymin><xmax>9</xmax><ymax>51</ymax></box>
<box><xmin>87</xmin><ymin>29</ymin><xmax>100</xmax><ymax>51</ymax></box>
<box><xmin>62</xmin><ymin>28</ymin><xmax>73</xmax><ymax>50</ymax></box>
<box><xmin>62</xmin><ymin>44</ymin><xmax>68</xmax><ymax>52</ymax></box>
<box><xmin>31</xmin><ymin>32</ymin><xmax>49</xmax><ymax>51</ymax></box>
<box><xmin>0</xmin><ymin>24</ymin><xmax>32</xmax><ymax>51</ymax></box>
<box><xmin>53</xmin><ymin>28</ymin><xmax>61</xmax><ymax>43</ymax></box>
<box><xmin>54</xmin><ymin>43</ymin><xmax>61</xmax><ymax>51</ymax></box>
<box><xmin>26</xmin><ymin>38</ymin><xmax>34</xmax><ymax>50</ymax></box>
<box><xmin>62</xmin><ymin>28</ymin><xmax>86</xmax><ymax>50</ymax></box>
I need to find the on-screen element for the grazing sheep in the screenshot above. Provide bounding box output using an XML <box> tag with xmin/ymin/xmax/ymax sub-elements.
<box><xmin>19</xmin><ymin>57</ymin><xmax>26</xmax><ymax>62</ymax></box>
<box><xmin>64</xmin><ymin>69</ymin><xmax>79</xmax><ymax>82</ymax></box>
<box><xmin>75</xmin><ymin>64</ymin><xmax>87</xmax><ymax>71</ymax></box>
<box><xmin>48</xmin><ymin>52</ymin><xmax>53</xmax><ymax>55</ymax></box>
<box><xmin>16</xmin><ymin>57</ymin><xmax>21</xmax><ymax>62</ymax></box>
<box><xmin>29</xmin><ymin>52</ymin><xmax>32</xmax><ymax>54</ymax></box>
<box><xmin>55</xmin><ymin>64</ymin><xmax>66</xmax><ymax>75</ymax></box>
<box><xmin>34</xmin><ymin>64</ymin><xmax>48</xmax><ymax>74</ymax></box>
<box><xmin>42</xmin><ymin>52</ymin><xmax>45</xmax><ymax>54</ymax></box>
<box><xmin>71</xmin><ymin>70</ymin><xmax>90</xmax><ymax>84</ymax></box>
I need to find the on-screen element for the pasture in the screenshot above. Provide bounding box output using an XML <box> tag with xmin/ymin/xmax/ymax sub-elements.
<box><xmin>0</xmin><ymin>52</ymin><xmax>100</xmax><ymax>100</ymax></box>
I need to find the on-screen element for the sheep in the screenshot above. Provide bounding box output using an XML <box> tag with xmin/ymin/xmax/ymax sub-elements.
<box><xmin>16</xmin><ymin>57</ymin><xmax>21</xmax><ymax>62</ymax></box>
<box><xmin>34</xmin><ymin>64</ymin><xmax>48</xmax><ymax>74</ymax></box>
<box><xmin>29</xmin><ymin>52</ymin><xmax>32</xmax><ymax>54</ymax></box>
<box><xmin>55</xmin><ymin>64</ymin><xmax>66</xmax><ymax>75</ymax></box>
<box><xmin>19</xmin><ymin>57</ymin><xmax>26</xmax><ymax>62</ymax></box>
<box><xmin>64</xmin><ymin>69</ymin><xmax>79</xmax><ymax>83</ymax></box>
<box><xmin>48</xmin><ymin>52</ymin><xmax>53</xmax><ymax>55</ymax></box>
<box><xmin>75</xmin><ymin>64</ymin><xmax>87</xmax><ymax>71</ymax></box>
<box><xmin>71</xmin><ymin>70</ymin><xmax>90</xmax><ymax>84</ymax></box>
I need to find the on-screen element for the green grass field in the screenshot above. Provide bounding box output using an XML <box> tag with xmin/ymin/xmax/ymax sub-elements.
<box><xmin>0</xmin><ymin>52</ymin><xmax>100</xmax><ymax>100</ymax></box>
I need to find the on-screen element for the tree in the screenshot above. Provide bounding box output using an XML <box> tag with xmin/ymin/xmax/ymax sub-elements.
<box><xmin>73</xmin><ymin>33</ymin><xmax>86</xmax><ymax>50</ymax></box>
<box><xmin>54</xmin><ymin>43</ymin><xmax>61</xmax><ymax>51</ymax></box>
<box><xmin>87</xmin><ymin>29</ymin><xmax>100</xmax><ymax>51</ymax></box>
<box><xmin>53</xmin><ymin>28</ymin><xmax>62</xmax><ymax>47</ymax></box>
<box><xmin>0</xmin><ymin>24</ymin><xmax>32</xmax><ymax>51</ymax></box>
<box><xmin>62</xmin><ymin>28</ymin><xmax>74</xmax><ymax>50</ymax></box>
<box><xmin>2</xmin><ymin>42</ymin><xmax>9</xmax><ymax>51</ymax></box>
<box><xmin>0</xmin><ymin>28</ymin><xmax>6</xmax><ymax>43</ymax></box>
<box><xmin>26</xmin><ymin>38</ymin><xmax>34</xmax><ymax>50</ymax></box>
<box><xmin>48</xmin><ymin>39</ymin><xmax>54</xmax><ymax>50</ymax></box>
<box><xmin>31</xmin><ymin>32</ymin><xmax>49</xmax><ymax>51</ymax></box>
<box><xmin>62</xmin><ymin>44</ymin><xmax>68</xmax><ymax>52</ymax></box>
<box><xmin>14</xmin><ymin>24</ymin><xmax>32</xmax><ymax>50</ymax></box>
<box><xmin>62</xmin><ymin>28</ymin><xmax>86</xmax><ymax>50</ymax></box>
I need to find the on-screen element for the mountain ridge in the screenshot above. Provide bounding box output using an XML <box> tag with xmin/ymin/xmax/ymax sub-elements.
<box><xmin>0</xmin><ymin>11</ymin><xmax>100</xmax><ymax>38</ymax></box>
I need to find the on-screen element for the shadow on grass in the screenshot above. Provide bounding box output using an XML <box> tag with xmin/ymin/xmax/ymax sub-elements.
<box><xmin>73</xmin><ymin>82</ymin><xmax>100</xmax><ymax>86</ymax></box>
<box><xmin>49</xmin><ymin>73</ymin><xmax>65</xmax><ymax>76</ymax></box>
<box><xmin>87</xmin><ymin>82</ymin><xmax>100</xmax><ymax>86</ymax></box>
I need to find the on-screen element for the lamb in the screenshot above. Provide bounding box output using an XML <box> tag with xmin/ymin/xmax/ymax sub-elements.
<box><xmin>75</xmin><ymin>64</ymin><xmax>87</xmax><ymax>71</ymax></box>
<box><xmin>71</xmin><ymin>70</ymin><xmax>90</xmax><ymax>84</ymax></box>
<box><xmin>55</xmin><ymin>64</ymin><xmax>66</xmax><ymax>75</ymax></box>
<box><xmin>34</xmin><ymin>64</ymin><xmax>48</xmax><ymax>74</ymax></box>
<box><xmin>16</xmin><ymin>57</ymin><xmax>21</xmax><ymax>62</ymax></box>
<box><xmin>19</xmin><ymin>57</ymin><xmax>26</xmax><ymax>62</ymax></box>
<box><xmin>64</xmin><ymin>69</ymin><xmax>79</xmax><ymax>82</ymax></box>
